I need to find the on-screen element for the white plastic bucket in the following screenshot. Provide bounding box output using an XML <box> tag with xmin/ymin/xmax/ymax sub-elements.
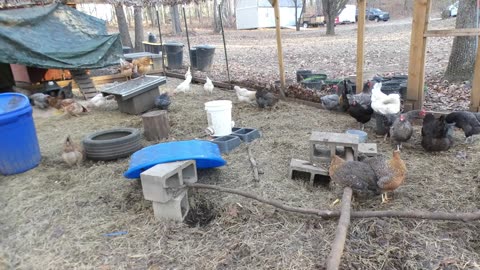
<box><xmin>204</xmin><ymin>100</ymin><xmax>234</xmax><ymax>137</ymax></box>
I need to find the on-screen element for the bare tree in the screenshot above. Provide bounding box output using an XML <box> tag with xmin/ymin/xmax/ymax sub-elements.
<box><xmin>213</xmin><ymin>0</ymin><xmax>221</xmax><ymax>33</ymax></box>
<box><xmin>134</xmin><ymin>5</ymin><xmax>144</xmax><ymax>52</ymax></box>
<box><xmin>114</xmin><ymin>3</ymin><xmax>133</xmax><ymax>48</ymax></box>
<box><xmin>170</xmin><ymin>4</ymin><xmax>182</xmax><ymax>34</ymax></box>
<box><xmin>444</xmin><ymin>0</ymin><xmax>477</xmax><ymax>81</ymax></box>
<box><xmin>316</xmin><ymin>0</ymin><xmax>322</xmax><ymax>15</ymax></box>
<box><xmin>322</xmin><ymin>0</ymin><xmax>348</xmax><ymax>35</ymax></box>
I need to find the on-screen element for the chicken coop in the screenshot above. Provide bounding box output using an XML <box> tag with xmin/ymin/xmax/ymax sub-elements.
<box><xmin>235</xmin><ymin>0</ymin><xmax>303</xmax><ymax>30</ymax></box>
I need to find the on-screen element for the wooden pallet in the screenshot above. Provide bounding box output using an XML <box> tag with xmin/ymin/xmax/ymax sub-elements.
<box><xmin>70</xmin><ymin>70</ymin><xmax>97</xmax><ymax>99</ymax></box>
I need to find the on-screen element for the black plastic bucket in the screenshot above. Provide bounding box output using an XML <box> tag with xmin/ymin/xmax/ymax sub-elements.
<box><xmin>190</xmin><ymin>47</ymin><xmax>197</xmax><ymax>69</ymax></box>
<box><xmin>195</xmin><ymin>45</ymin><xmax>215</xmax><ymax>72</ymax></box>
<box><xmin>296</xmin><ymin>70</ymin><xmax>312</xmax><ymax>82</ymax></box>
<box><xmin>164</xmin><ymin>42</ymin><xmax>184</xmax><ymax>69</ymax></box>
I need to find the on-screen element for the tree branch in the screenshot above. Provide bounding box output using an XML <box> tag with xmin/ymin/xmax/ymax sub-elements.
<box><xmin>185</xmin><ymin>183</ymin><xmax>480</xmax><ymax>222</ymax></box>
<box><xmin>326</xmin><ymin>187</ymin><xmax>352</xmax><ymax>270</ymax></box>
<box><xmin>247</xmin><ymin>144</ymin><xmax>260</xmax><ymax>182</ymax></box>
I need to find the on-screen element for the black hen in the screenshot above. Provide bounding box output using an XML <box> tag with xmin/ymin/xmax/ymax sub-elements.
<box><xmin>445</xmin><ymin>111</ymin><xmax>480</xmax><ymax>143</ymax></box>
<box><xmin>421</xmin><ymin>113</ymin><xmax>454</xmax><ymax>151</ymax></box>
<box><xmin>58</xmin><ymin>82</ymin><xmax>73</xmax><ymax>99</ymax></box>
<box><xmin>347</xmin><ymin>81</ymin><xmax>373</xmax><ymax>130</ymax></box>
<box><xmin>256</xmin><ymin>88</ymin><xmax>278</xmax><ymax>109</ymax></box>
<box><xmin>154</xmin><ymin>93</ymin><xmax>171</xmax><ymax>110</ymax></box>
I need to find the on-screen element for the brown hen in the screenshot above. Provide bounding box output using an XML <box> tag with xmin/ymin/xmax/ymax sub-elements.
<box><xmin>132</xmin><ymin>57</ymin><xmax>153</xmax><ymax>77</ymax></box>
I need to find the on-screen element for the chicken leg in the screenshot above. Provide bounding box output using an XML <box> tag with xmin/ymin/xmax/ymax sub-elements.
<box><xmin>381</xmin><ymin>192</ymin><xmax>391</xmax><ymax>203</ymax></box>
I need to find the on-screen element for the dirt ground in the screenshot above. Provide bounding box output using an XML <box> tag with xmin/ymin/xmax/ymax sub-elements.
<box><xmin>1</xmin><ymin>78</ymin><xmax>480</xmax><ymax>269</ymax></box>
<box><xmin>113</xmin><ymin>16</ymin><xmax>471</xmax><ymax>112</ymax></box>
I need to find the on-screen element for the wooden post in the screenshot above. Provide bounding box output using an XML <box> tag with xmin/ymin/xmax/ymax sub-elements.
<box><xmin>356</xmin><ymin>0</ymin><xmax>366</xmax><ymax>93</ymax></box>
<box><xmin>271</xmin><ymin>0</ymin><xmax>286</xmax><ymax>98</ymax></box>
<box><xmin>406</xmin><ymin>0</ymin><xmax>431</xmax><ymax>110</ymax></box>
<box><xmin>142</xmin><ymin>110</ymin><xmax>170</xmax><ymax>141</ymax></box>
<box><xmin>470</xmin><ymin>45</ymin><xmax>480</xmax><ymax>112</ymax></box>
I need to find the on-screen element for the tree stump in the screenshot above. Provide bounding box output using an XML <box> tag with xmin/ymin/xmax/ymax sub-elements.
<box><xmin>142</xmin><ymin>110</ymin><xmax>170</xmax><ymax>141</ymax></box>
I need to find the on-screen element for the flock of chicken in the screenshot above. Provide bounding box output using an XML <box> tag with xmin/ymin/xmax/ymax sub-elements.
<box><xmin>320</xmin><ymin>80</ymin><xmax>480</xmax><ymax>152</ymax></box>
<box><xmin>234</xmin><ymin>85</ymin><xmax>278</xmax><ymax>108</ymax></box>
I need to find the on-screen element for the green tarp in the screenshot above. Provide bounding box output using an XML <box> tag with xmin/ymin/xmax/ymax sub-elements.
<box><xmin>0</xmin><ymin>3</ymin><xmax>123</xmax><ymax>69</ymax></box>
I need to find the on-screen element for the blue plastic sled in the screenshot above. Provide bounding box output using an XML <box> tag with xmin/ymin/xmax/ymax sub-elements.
<box><xmin>124</xmin><ymin>140</ymin><xmax>226</xmax><ymax>179</ymax></box>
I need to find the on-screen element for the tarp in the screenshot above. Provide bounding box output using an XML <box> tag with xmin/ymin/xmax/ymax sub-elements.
<box><xmin>0</xmin><ymin>3</ymin><xmax>123</xmax><ymax>69</ymax></box>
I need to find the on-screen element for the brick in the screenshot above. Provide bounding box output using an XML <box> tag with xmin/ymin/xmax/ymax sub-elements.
<box><xmin>152</xmin><ymin>189</ymin><xmax>189</xmax><ymax>222</ymax></box>
<box><xmin>289</xmin><ymin>158</ymin><xmax>329</xmax><ymax>185</ymax></box>
<box><xmin>309</xmin><ymin>131</ymin><xmax>359</xmax><ymax>164</ymax></box>
<box><xmin>358</xmin><ymin>143</ymin><xmax>378</xmax><ymax>157</ymax></box>
<box><xmin>140</xmin><ymin>160</ymin><xmax>197</xmax><ymax>202</ymax></box>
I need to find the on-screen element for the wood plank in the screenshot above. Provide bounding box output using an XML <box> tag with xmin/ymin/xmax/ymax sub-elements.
<box><xmin>470</xmin><ymin>45</ymin><xmax>480</xmax><ymax>112</ymax></box>
<box><xmin>424</xmin><ymin>28</ymin><xmax>480</xmax><ymax>37</ymax></box>
<box><xmin>356</xmin><ymin>0</ymin><xmax>366</xmax><ymax>93</ymax></box>
<box><xmin>272</xmin><ymin>0</ymin><xmax>286</xmax><ymax>98</ymax></box>
<box><xmin>406</xmin><ymin>0</ymin><xmax>431</xmax><ymax>109</ymax></box>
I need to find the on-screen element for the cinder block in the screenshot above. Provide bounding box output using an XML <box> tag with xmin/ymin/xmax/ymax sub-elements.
<box><xmin>358</xmin><ymin>143</ymin><xmax>378</xmax><ymax>157</ymax></box>
<box><xmin>309</xmin><ymin>131</ymin><xmax>359</xmax><ymax>164</ymax></box>
<box><xmin>212</xmin><ymin>135</ymin><xmax>242</xmax><ymax>153</ymax></box>
<box><xmin>140</xmin><ymin>160</ymin><xmax>197</xmax><ymax>202</ymax></box>
<box><xmin>289</xmin><ymin>158</ymin><xmax>329</xmax><ymax>185</ymax></box>
<box><xmin>152</xmin><ymin>189</ymin><xmax>189</xmax><ymax>222</ymax></box>
<box><xmin>231</xmin><ymin>128</ymin><xmax>261</xmax><ymax>142</ymax></box>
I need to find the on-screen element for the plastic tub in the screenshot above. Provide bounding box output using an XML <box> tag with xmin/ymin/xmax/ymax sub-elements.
<box><xmin>0</xmin><ymin>93</ymin><xmax>41</xmax><ymax>175</ymax></box>
<box><xmin>195</xmin><ymin>45</ymin><xmax>215</xmax><ymax>72</ymax></box>
<box><xmin>346</xmin><ymin>130</ymin><xmax>368</xmax><ymax>143</ymax></box>
<box><xmin>296</xmin><ymin>69</ymin><xmax>312</xmax><ymax>82</ymax></box>
<box><xmin>190</xmin><ymin>47</ymin><xmax>197</xmax><ymax>69</ymax></box>
<box><xmin>164</xmin><ymin>42</ymin><xmax>184</xmax><ymax>69</ymax></box>
<box><xmin>204</xmin><ymin>100</ymin><xmax>234</xmax><ymax>137</ymax></box>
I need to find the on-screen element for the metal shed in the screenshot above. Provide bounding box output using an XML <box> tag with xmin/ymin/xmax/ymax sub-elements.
<box><xmin>236</xmin><ymin>0</ymin><xmax>302</xmax><ymax>30</ymax></box>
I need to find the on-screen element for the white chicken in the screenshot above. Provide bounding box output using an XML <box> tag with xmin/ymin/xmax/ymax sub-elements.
<box><xmin>234</xmin><ymin>85</ymin><xmax>256</xmax><ymax>104</ymax></box>
<box><xmin>175</xmin><ymin>74</ymin><xmax>192</xmax><ymax>94</ymax></box>
<box><xmin>185</xmin><ymin>67</ymin><xmax>191</xmax><ymax>79</ymax></box>
<box><xmin>87</xmin><ymin>93</ymin><xmax>115</xmax><ymax>109</ymax></box>
<box><xmin>204</xmin><ymin>77</ymin><xmax>214</xmax><ymax>94</ymax></box>
<box><xmin>371</xmin><ymin>82</ymin><xmax>401</xmax><ymax>115</ymax></box>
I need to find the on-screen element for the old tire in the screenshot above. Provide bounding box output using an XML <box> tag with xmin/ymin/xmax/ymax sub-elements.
<box><xmin>83</xmin><ymin>128</ymin><xmax>142</xmax><ymax>161</ymax></box>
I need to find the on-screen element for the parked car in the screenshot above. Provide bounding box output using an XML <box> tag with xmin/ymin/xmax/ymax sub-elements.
<box><xmin>355</xmin><ymin>8</ymin><xmax>390</xmax><ymax>22</ymax></box>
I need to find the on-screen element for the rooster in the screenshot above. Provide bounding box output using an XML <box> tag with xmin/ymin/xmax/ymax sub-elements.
<box><xmin>62</xmin><ymin>136</ymin><xmax>84</xmax><ymax>167</ymax></box>
<box><xmin>347</xmin><ymin>81</ymin><xmax>373</xmax><ymax>130</ymax></box>
<box><xmin>234</xmin><ymin>85</ymin><xmax>256</xmax><ymax>104</ymax></box>
<box><xmin>132</xmin><ymin>57</ymin><xmax>153</xmax><ymax>78</ymax></box>
<box><xmin>204</xmin><ymin>76</ymin><xmax>214</xmax><ymax>94</ymax></box>
<box><xmin>371</xmin><ymin>82</ymin><xmax>401</xmax><ymax>115</ymax></box>
<box><xmin>320</xmin><ymin>81</ymin><xmax>350</xmax><ymax>112</ymax></box>
<box><xmin>329</xmin><ymin>155</ymin><xmax>380</xmax><ymax>200</ymax></box>
<box><xmin>390</xmin><ymin>109</ymin><xmax>426</xmax><ymax>150</ymax></box>
<box><xmin>154</xmin><ymin>93</ymin><xmax>171</xmax><ymax>110</ymax></box>
<box><xmin>255</xmin><ymin>88</ymin><xmax>278</xmax><ymax>109</ymax></box>
<box><xmin>362</xmin><ymin>150</ymin><xmax>407</xmax><ymax>203</ymax></box>
<box><xmin>421</xmin><ymin>113</ymin><xmax>455</xmax><ymax>152</ymax></box>
<box><xmin>61</xmin><ymin>99</ymin><xmax>89</xmax><ymax>116</ymax></box>
<box><xmin>174</xmin><ymin>73</ymin><xmax>192</xmax><ymax>94</ymax></box>
<box><xmin>445</xmin><ymin>111</ymin><xmax>480</xmax><ymax>143</ymax></box>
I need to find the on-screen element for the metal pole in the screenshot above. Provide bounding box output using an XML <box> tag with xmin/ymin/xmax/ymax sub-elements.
<box><xmin>155</xmin><ymin>5</ymin><xmax>166</xmax><ymax>75</ymax></box>
<box><xmin>218</xmin><ymin>3</ymin><xmax>231</xmax><ymax>85</ymax></box>
<box><xmin>182</xmin><ymin>5</ymin><xmax>192</xmax><ymax>68</ymax></box>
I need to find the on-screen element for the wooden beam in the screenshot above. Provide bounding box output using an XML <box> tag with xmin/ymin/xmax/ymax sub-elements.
<box><xmin>406</xmin><ymin>0</ymin><xmax>431</xmax><ymax>110</ymax></box>
<box><xmin>272</xmin><ymin>0</ymin><xmax>286</xmax><ymax>98</ymax></box>
<box><xmin>470</xmin><ymin>44</ymin><xmax>480</xmax><ymax>112</ymax></box>
<box><xmin>424</xmin><ymin>28</ymin><xmax>480</xmax><ymax>37</ymax></box>
<box><xmin>356</xmin><ymin>0</ymin><xmax>366</xmax><ymax>93</ymax></box>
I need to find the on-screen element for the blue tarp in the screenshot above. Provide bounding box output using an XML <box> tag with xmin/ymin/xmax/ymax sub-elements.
<box><xmin>0</xmin><ymin>3</ymin><xmax>122</xmax><ymax>69</ymax></box>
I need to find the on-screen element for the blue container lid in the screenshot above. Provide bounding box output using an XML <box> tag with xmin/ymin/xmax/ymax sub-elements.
<box><xmin>0</xmin><ymin>92</ymin><xmax>30</xmax><ymax>115</ymax></box>
<box><xmin>124</xmin><ymin>140</ymin><xmax>226</xmax><ymax>179</ymax></box>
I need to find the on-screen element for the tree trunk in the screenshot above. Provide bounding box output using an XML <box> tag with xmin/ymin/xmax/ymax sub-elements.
<box><xmin>295</xmin><ymin>0</ymin><xmax>299</xmax><ymax>31</ymax></box>
<box><xmin>114</xmin><ymin>3</ymin><xmax>133</xmax><ymax>48</ymax></box>
<box><xmin>316</xmin><ymin>0</ymin><xmax>322</xmax><ymax>15</ymax></box>
<box><xmin>134</xmin><ymin>5</ymin><xmax>144</xmax><ymax>52</ymax></box>
<box><xmin>297</xmin><ymin>0</ymin><xmax>306</xmax><ymax>30</ymax></box>
<box><xmin>213</xmin><ymin>0</ymin><xmax>221</xmax><ymax>33</ymax></box>
<box><xmin>325</xmin><ymin>14</ymin><xmax>335</xmax><ymax>35</ymax></box>
<box><xmin>445</xmin><ymin>0</ymin><xmax>477</xmax><ymax>81</ymax></box>
<box><xmin>170</xmin><ymin>5</ymin><xmax>182</xmax><ymax>34</ymax></box>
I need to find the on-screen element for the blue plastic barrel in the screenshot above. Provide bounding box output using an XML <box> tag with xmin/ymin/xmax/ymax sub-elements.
<box><xmin>0</xmin><ymin>93</ymin><xmax>41</xmax><ymax>175</ymax></box>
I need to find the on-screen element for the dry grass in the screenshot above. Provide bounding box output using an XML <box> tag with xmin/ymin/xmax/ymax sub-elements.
<box><xmin>1</xmin><ymin>78</ymin><xmax>480</xmax><ymax>269</ymax></box>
